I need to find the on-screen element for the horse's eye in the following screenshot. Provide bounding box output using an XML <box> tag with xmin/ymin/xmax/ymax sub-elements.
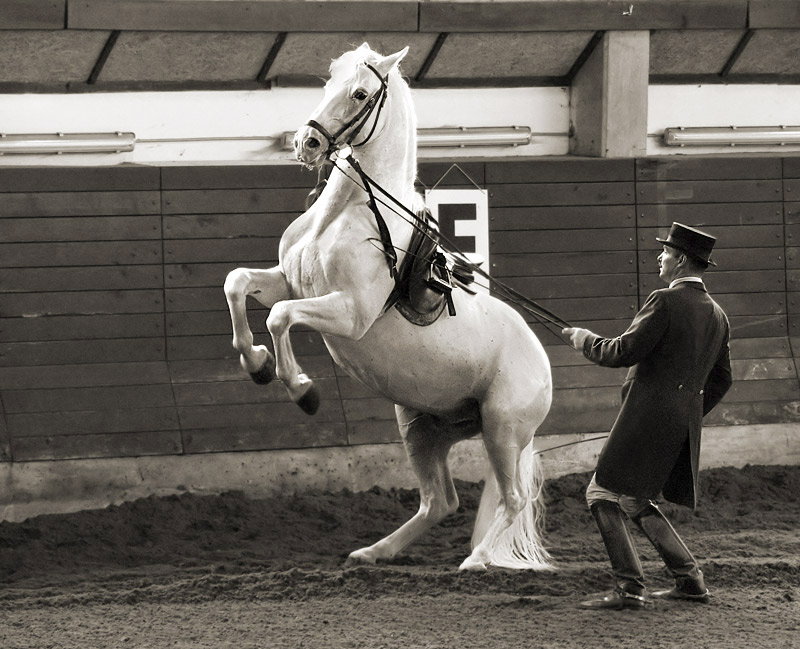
<box><xmin>353</xmin><ymin>90</ymin><xmax>368</xmax><ymax>101</ymax></box>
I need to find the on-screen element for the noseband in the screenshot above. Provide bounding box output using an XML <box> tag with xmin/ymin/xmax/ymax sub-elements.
<box><xmin>305</xmin><ymin>63</ymin><xmax>388</xmax><ymax>158</ymax></box>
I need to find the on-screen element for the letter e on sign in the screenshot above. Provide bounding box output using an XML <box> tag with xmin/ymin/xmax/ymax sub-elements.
<box><xmin>424</xmin><ymin>189</ymin><xmax>489</xmax><ymax>294</ymax></box>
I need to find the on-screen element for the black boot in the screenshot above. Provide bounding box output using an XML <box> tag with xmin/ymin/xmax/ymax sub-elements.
<box><xmin>632</xmin><ymin>502</ymin><xmax>709</xmax><ymax>603</ymax></box>
<box><xmin>579</xmin><ymin>500</ymin><xmax>649</xmax><ymax>610</ymax></box>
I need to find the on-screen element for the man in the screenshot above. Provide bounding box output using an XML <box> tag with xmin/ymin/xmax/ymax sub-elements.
<box><xmin>563</xmin><ymin>222</ymin><xmax>733</xmax><ymax>611</ymax></box>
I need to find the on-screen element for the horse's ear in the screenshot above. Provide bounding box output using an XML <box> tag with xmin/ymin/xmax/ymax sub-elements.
<box><xmin>375</xmin><ymin>46</ymin><xmax>409</xmax><ymax>76</ymax></box>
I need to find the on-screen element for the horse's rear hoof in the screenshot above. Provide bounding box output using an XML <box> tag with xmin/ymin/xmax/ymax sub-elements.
<box><xmin>296</xmin><ymin>384</ymin><xmax>320</xmax><ymax>415</ymax></box>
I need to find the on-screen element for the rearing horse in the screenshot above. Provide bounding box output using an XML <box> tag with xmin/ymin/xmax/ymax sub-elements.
<box><xmin>224</xmin><ymin>43</ymin><xmax>553</xmax><ymax>571</ymax></box>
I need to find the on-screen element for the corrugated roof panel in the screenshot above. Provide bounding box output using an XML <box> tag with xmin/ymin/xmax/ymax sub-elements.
<box><xmin>730</xmin><ymin>29</ymin><xmax>800</xmax><ymax>75</ymax></box>
<box><xmin>267</xmin><ymin>33</ymin><xmax>438</xmax><ymax>80</ymax></box>
<box><xmin>99</xmin><ymin>32</ymin><xmax>277</xmax><ymax>83</ymax></box>
<box><xmin>650</xmin><ymin>30</ymin><xmax>744</xmax><ymax>75</ymax></box>
<box><xmin>425</xmin><ymin>32</ymin><xmax>594</xmax><ymax>79</ymax></box>
<box><xmin>0</xmin><ymin>30</ymin><xmax>109</xmax><ymax>84</ymax></box>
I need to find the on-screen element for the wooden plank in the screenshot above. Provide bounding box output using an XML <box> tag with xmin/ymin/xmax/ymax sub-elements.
<box><xmin>172</xmin><ymin>377</ymin><xmax>340</xmax><ymax>407</ymax></box>
<box><xmin>637</xmin><ymin>202</ymin><xmax>783</xmax><ymax>226</ymax></box>
<box><xmin>639</xmin><ymin>247</ymin><xmax>786</xmax><ymax>273</ymax></box>
<box><xmin>788</xmin><ymin>202</ymin><xmax>800</xmax><ymax>223</ymax></box>
<box><xmin>729</xmin><ymin>336</ymin><xmax>792</xmax><ymax>359</ymax></box>
<box><xmin>704</xmin><ymin>400</ymin><xmax>800</xmax><ymax>427</ymax></box>
<box><xmin>491</xmin><ymin>205</ymin><xmax>635</xmax><ymax>230</ymax></box>
<box><xmin>0</xmin><ymin>338</ymin><xmax>165</xmax><ymax>367</ymax></box>
<box><xmin>492</xmin><ymin>228</ymin><xmax>635</xmax><ymax>254</ymax></box>
<box><xmin>167</xmin><ymin>310</ymin><xmax>266</xmax><ymax>337</ymax></box>
<box><xmin>492</xmin><ymin>251</ymin><xmax>636</xmax><ymax>277</ymax></box>
<box><xmin>540</xmin><ymin>407</ymin><xmax>618</xmax><ymax>435</ymax></box>
<box><xmin>511</xmin><ymin>295</ymin><xmax>637</xmax><ymax>322</ymax></box>
<box><xmin>343</xmin><ymin>397</ymin><xmax>395</xmax><ymax>423</ymax></box>
<box><xmin>169</xmin><ymin>355</ymin><xmax>336</xmax><ymax>384</ymax></box>
<box><xmin>639</xmin><ymin>224</ymin><xmax>784</xmax><ymax>249</ymax></box>
<box><xmin>347</xmin><ymin>419</ymin><xmax>399</xmax><ymax>446</ymax></box>
<box><xmin>700</xmin><ymin>269</ymin><xmax>785</xmax><ymax>294</ymax></box>
<box><xmin>0</xmin><ymin>216</ymin><xmax>161</xmax><ymax>243</ymax></box>
<box><xmin>709</xmin><ymin>292</ymin><xmax>786</xmax><ymax>317</ymax></box>
<box><xmin>7</xmin><ymin>407</ymin><xmax>180</xmax><ymax>436</ymax></box>
<box><xmin>177</xmin><ymin>400</ymin><xmax>344</xmax><ymax>430</ymax></box>
<box><xmin>789</xmin><ymin>246</ymin><xmax>800</xmax><ymax>269</ymax></box>
<box><xmin>2</xmin><ymin>290</ymin><xmax>164</xmax><ymax>317</ymax></box>
<box><xmin>166</xmin><ymin>262</ymin><xmax>273</xmax><ymax>289</ymax></box>
<box><xmin>167</xmin><ymin>333</ymin><xmax>328</xmax><ymax>361</ymax></box>
<box><xmin>486</xmin><ymin>159</ymin><xmax>633</xmax><ymax>184</ymax></box>
<box><xmin>500</xmin><ymin>274</ymin><xmax>637</xmax><ymax>300</ymax></box>
<box><xmin>723</xmin><ymin>378</ymin><xmax>800</xmax><ymax>403</ymax></box>
<box><xmin>0</xmin><ymin>265</ymin><xmax>162</xmax><ymax>293</ymax></box>
<box><xmin>489</xmin><ymin>182</ymin><xmax>635</xmax><ymax>207</ymax></box>
<box><xmin>11</xmin><ymin>431</ymin><xmax>183</xmax><ymax>462</ymax></box>
<box><xmin>552</xmin><ymin>364</ymin><xmax>628</xmax><ymax>389</ymax></box>
<box><xmin>164</xmin><ymin>238</ymin><xmax>279</xmax><ymax>264</ymax></box>
<box><xmin>791</xmin><ymin>317</ymin><xmax>800</xmax><ymax>339</ymax></box>
<box><xmin>162</xmin><ymin>188</ymin><xmax>308</xmax><ymax>215</ymax></box>
<box><xmin>161</xmin><ymin>165</ymin><xmax>312</xmax><ymax>190</ymax></box>
<box><xmin>637</xmin><ymin>179</ymin><xmax>783</xmax><ymax>204</ymax></box>
<box><xmin>0</xmin><ymin>361</ymin><xmax>171</xmax><ymax>390</ymax></box>
<box><xmin>165</xmin><ymin>288</ymin><xmax>228</xmax><ymax>313</ymax></box>
<box><xmin>69</xmin><ymin>1</ymin><xmax>419</xmax><ymax>32</ymax></box>
<box><xmin>183</xmin><ymin>422</ymin><xmax>348</xmax><ymax>453</ymax></box>
<box><xmin>0</xmin><ymin>0</ymin><xmax>64</xmax><ymax>29</ymax></box>
<box><xmin>417</xmin><ymin>162</ymin><xmax>485</xmax><ymax>187</ymax></box>
<box><xmin>1</xmin><ymin>313</ymin><xmax>163</xmax><ymax>343</ymax></box>
<box><xmin>785</xmin><ymin>179</ymin><xmax>800</xmax><ymax>201</ymax></box>
<box><xmin>0</xmin><ymin>241</ymin><xmax>162</xmax><ymax>267</ymax></box>
<box><xmin>163</xmin><ymin>213</ymin><xmax>295</xmax><ymax>239</ymax></box>
<box><xmin>729</xmin><ymin>314</ymin><xmax>788</xmax><ymax>338</ymax></box>
<box><xmin>750</xmin><ymin>0</ymin><xmax>800</xmax><ymax>28</ymax></box>
<box><xmin>784</xmin><ymin>158</ymin><xmax>800</xmax><ymax>179</ymax></box>
<box><xmin>636</xmin><ymin>157</ymin><xmax>782</xmax><ymax>181</ymax></box>
<box><xmin>732</xmin><ymin>357</ymin><xmax>797</xmax><ymax>381</ymax></box>
<box><xmin>0</xmin><ymin>166</ymin><xmax>160</xmax><ymax>192</ymax></box>
<box><xmin>419</xmin><ymin>1</ymin><xmax>747</xmax><ymax>32</ymax></box>
<box><xmin>3</xmin><ymin>384</ymin><xmax>176</xmax><ymax>414</ymax></box>
<box><xmin>0</xmin><ymin>191</ymin><xmax>160</xmax><ymax>217</ymax></box>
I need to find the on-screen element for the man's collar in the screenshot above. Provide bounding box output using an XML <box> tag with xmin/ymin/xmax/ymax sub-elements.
<box><xmin>669</xmin><ymin>276</ymin><xmax>704</xmax><ymax>289</ymax></box>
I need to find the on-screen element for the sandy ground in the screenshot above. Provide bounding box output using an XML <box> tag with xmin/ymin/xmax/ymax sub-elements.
<box><xmin>1</xmin><ymin>464</ymin><xmax>798</xmax><ymax>649</ymax></box>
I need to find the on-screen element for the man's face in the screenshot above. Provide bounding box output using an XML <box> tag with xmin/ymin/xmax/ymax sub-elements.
<box><xmin>658</xmin><ymin>245</ymin><xmax>683</xmax><ymax>283</ymax></box>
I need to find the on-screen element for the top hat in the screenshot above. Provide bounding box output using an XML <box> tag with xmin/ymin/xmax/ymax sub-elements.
<box><xmin>656</xmin><ymin>222</ymin><xmax>717</xmax><ymax>266</ymax></box>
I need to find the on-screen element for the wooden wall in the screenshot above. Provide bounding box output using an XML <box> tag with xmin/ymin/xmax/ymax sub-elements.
<box><xmin>1</xmin><ymin>157</ymin><xmax>798</xmax><ymax>466</ymax></box>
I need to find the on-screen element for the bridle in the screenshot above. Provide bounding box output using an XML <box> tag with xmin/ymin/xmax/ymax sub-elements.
<box><xmin>304</xmin><ymin>63</ymin><xmax>389</xmax><ymax>158</ymax></box>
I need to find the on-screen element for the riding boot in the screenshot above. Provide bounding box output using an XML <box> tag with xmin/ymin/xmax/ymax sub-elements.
<box><xmin>632</xmin><ymin>502</ymin><xmax>709</xmax><ymax>603</ymax></box>
<box><xmin>579</xmin><ymin>500</ymin><xmax>648</xmax><ymax>610</ymax></box>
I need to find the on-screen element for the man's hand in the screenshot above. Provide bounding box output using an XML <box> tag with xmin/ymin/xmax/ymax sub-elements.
<box><xmin>562</xmin><ymin>327</ymin><xmax>593</xmax><ymax>352</ymax></box>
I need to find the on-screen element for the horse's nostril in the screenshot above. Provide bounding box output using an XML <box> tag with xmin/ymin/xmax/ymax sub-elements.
<box><xmin>306</xmin><ymin>137</ymin><xmax>320</xmax><ymax>150</ymax></box>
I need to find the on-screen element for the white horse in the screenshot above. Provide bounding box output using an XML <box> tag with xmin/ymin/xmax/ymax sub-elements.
<box><xmin>224</xmin><ymin>43</ymin><xmax>553</xmax><ymax>571</ymax></box>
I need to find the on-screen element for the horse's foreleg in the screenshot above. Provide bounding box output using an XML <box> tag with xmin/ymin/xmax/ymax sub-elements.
<box><xmin>224</xmin><ymin>267</ymin><xmax>290</xmax><ymax>383</ymax></box>
<box><xmin>267</xmin><ymin>291</ymin><xmax>376</xmax><ymax>413</ymax></box>
<box><xmin>346</xmin><ymin>407</ymin><xmax>465</xmax><ymax>566</ymax></box>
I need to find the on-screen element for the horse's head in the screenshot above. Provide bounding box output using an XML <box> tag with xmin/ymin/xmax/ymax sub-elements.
<box><xmin>294</xmin><ymin>43</ymin><xmax>409</xmax><ymax>169</ymax></box>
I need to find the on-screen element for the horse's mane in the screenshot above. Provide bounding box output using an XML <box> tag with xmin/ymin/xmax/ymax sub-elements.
<box><xmin>329</xmin><ymin>43</ymin><xmax>403</xmax><ymax>86</ymax></box>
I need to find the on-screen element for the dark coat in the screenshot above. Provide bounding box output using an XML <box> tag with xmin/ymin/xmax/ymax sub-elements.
<box><xmin>582</xmin><ymin>282</ymin><xmax>732</xmax><ymax>509</ymax></box>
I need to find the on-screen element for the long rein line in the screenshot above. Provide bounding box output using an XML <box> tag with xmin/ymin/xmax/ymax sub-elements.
<box><xmin>330</xmin><ymin>153</ymin><xmax>575</xmax><ymax>339</ymax></box>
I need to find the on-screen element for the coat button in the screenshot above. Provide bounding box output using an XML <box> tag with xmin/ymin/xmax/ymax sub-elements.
<box><xmin>699</xmin><ymin>389</ymin><xmax>704</xmax><ymax>395</ymax></box>
<box><xmin>678</xmin><ymin>384</ymin><xmax>683</xmax><ymax>390</ymax></box>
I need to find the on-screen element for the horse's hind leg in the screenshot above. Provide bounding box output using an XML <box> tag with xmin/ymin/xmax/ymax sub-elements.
<box><xmin>346</xmin><ymin>405</ymin><xmax>477</xmax><ymax>565</ymax></box>
<box><xmin>223</xmin><ymin>267</ymin><xmax>290</xmax><ymax>384</ymax></box>
<box><xmin>459</xmin><ymin>382</ymin><xmax>551</xmax><ymax>572</ymax></box>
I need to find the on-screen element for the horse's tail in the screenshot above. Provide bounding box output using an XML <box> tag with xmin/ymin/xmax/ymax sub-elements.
<box><xmin>471</xmin><ymin>439</ymin><xmax>554</xmax><ymax>570</ymax></box>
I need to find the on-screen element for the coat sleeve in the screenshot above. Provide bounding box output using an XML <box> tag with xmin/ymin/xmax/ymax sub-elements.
<box><xmin>582</xmin><ymin>291</ymin><xmax>669</xmax><ymax>368</ymax></box>
<box><xmin>703</xmin><ymin>324</ymin><xmax>733</xmax><ymax>415</ymax></box>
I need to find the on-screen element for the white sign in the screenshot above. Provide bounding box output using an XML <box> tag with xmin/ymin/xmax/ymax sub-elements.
<box><xmin>424</xmin><ymin>188</ymin><xmax>490</xmax><ymax>294</ymax></box>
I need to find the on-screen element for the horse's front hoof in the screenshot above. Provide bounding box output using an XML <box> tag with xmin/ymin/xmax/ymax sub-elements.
<box><xmin>458</xmin><ymin>556</ymin><xmax>488</xmax><ymax>572</ymax></box>
<box><xmin>345</xmin><ymin>549</ymin><xmax>377</xmax><ymax>567</ymax></box>
<box><xmin>295</xmin><ymin>383</ymin><xmax>320</xmax><ymax>415</ymax></box>
<box><xmin>249</xmin><ymin>363</ymin><xmax>276</xmax><ymax>385</ymax></box>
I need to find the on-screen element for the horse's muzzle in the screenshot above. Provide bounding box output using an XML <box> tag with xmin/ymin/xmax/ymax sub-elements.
<box><xmin>294</xmin><ymin>126</ymin><xmax>327</xmax><ymax>168</ymax></box>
